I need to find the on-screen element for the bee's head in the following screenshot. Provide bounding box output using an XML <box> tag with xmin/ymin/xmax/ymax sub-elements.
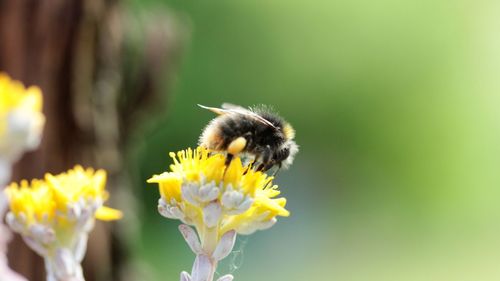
<box><xmin>270</xmin><ymin>138</ymin><xmax>299</xmax><ymax>170</ymax></box>
<box><xmin>270</xmin><ymin>122</ymin><xmax>297</xmax><ymax>169</ymax></box>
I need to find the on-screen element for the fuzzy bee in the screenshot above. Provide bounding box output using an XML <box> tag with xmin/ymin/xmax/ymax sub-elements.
<box><xmin>198</xmin><ymin>103</ymin><xmax>298</xmax><ymax>172</ymax></box>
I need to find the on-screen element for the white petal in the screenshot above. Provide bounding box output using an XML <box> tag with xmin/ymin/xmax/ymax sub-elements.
<box><xmin>5</xmin><ymin>212</ymin><xmax>24</xmax><ymax>233</ymax></box>
<box><xmin>73</xmin><ymin>234</ymin><xmax>88</xmax><ymax>263</ymax></box>
<box><xmin>7</xmin><ymin>109</ymin><xmax>43</xmax><ymax>151</ymax></box>
<box><xmin>0</xmin><ymin>225</ymin><xmax>12</xmax><ymax>246</ymax></box>
<box><xmin>258</xmin><ymin>217</ymin><xmax>277</xmax><ymax>231</ymax></box>
<box><xmin>191</xmin><ymin>254</ymin><xmax>213</xmax><ymax>281</ymax></box>
<box><xmin>182</xmin><ymin>184</ymin><xmax>199</xmax><ymax>206</ymax></box>
<box><xmin>23</xmin><ymin>237</ymin><xmax>46</xmax><ymax>257</ymax></box>
<box><xmin>24</xmin><ymin>113</ymin><xmax>44</xmax><ymax>150</ymax></box>
<box><xmin>178</xmin><ymin>224</ymin><xmax>202</xmax><ymax>254</ymax></box>
<box><xmin>68</xmin><ymin>204</ymin><xmax>82</xmax><ymax>220</ymax></box>
<box><xmin>217</xmin><ymin>275</ymin><xmax>234</xmax><ymax>281</ymax></box>
<box><xmin>221</xmin><ymin>191</ymin><xmax>243</xmax><ymax>209</ymax></box>
<box><xmin>54</xmin><ymin>248</ymin><xmax>75</xmax><ymax>278</ymax></box>
<box><xmin>170</xmin><ymin>206</ymin><xmax>186</xmax><ymax>220</ymax></box>
<box><xmin>202</xmin><ymin>202</ymin><xmax>222</xmax><ymax>228</ymax></box>
<box><xmin>198</xmin><ymin>183</ymin><xmax>220</xmax><ymax>202</ymax></box>
<box><xmin>158</xmin><ymin>198</ymin><xmax>167</xmax><ymax>207</ymax></box>
<box><xmin>81</xmin><ymin>217</ymin><xmax>95</xmax><ymax>233</ymax></box>
<box><xmin>0</xmin><ymin>263</ymin><xmax>28</xmax><ymax>281</ymax></box>
<box><xmin>74</xmin><ymin>207</ymin><xmax>95</xmax><ymax>232</ymax></box>
<box><xmin>0</xmin><ymin>158</ymin><xmax>12</xmax><ymax>187</ymax></box>
<box><xmin>158</xmin><ymin>204</ymin><xmax>175</xmax><ymax>219</ymax></box>
<box><xmin>180</xmin><ymin>271</ymin><xmax>192</xmax><ymax>281</ymax></box>
<box><xmin>224</xmin><ymin>184</ymin><xmax>234</xmax><ymax>192</ymax></box>
<box><xmin>212</xmin><ymin>230</ymin><xmax>236</xmax><ymax>261</ymax></box>
<box><xmin>225</xmin><ymin>197</ymin><xmax>253</xmax><ymax>215</ymax></box>
<box><xmin>158</xmin><ymin>200</ymin><xmax>185</xmax><ymax>221</ymax></box>
<box><xmin>236</xmin><ymin>197</ymin><xmax>253</xmax><ymax>212</ymax></box>
<box><xmin>237</xmin><ymin>217</ymin><xmax>278</xmax><ymax>235</ymax></box>
<box><xmin>29</xmin><ymin>224</ymin><xmax>55</xmax><ymax>244</ymax></box>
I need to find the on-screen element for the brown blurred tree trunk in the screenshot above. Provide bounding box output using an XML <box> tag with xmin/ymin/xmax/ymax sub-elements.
<box><xmin>0</xmin><ymin>0</ymin><xmax>183</xmax><ymax>280</ymax></box>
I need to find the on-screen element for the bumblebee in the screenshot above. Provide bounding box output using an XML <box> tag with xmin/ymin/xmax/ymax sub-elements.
<box><xmin>198</xmin><ymin>103</ymin><xmax>298</xmax><ymax>172</ymax></box>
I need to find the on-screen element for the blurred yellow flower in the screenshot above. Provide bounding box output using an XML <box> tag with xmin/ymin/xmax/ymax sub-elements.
<box><xmin>4</xmin><ymin>166</ymin><xmax>121</xmax><ymax>281</ymax></box>
<box><xmin>6</xmin><ymin>166</ymin><xmax>122</xmax><ymax>227</ymax></box>
<box><xmin>0</xmin><ymin>72</ymin><xmax>43</xmax><ymax>114</ymax></box>
<box><xmin>0</xmin><ymin>72</ymin><xmax>45</xmax><ymax>167</ymax></box>
<box><xmin>0</xmin><ymin>72</ymin><xmax>45</xmax><ymax>281</ymax></box>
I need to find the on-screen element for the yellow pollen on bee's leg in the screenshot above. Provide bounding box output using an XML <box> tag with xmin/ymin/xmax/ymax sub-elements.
<box><xmin>224</xmin><ymin>137</ymin><xmax>247</xmax><ymax>171</ymax></box>
<box><xmin>227</xmin><ymin>137</ymin><xmax>247</xmax><ymax>155</ymax></box>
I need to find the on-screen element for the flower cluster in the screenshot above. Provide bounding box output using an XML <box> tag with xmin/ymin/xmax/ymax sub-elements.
<box><xmin>5</xmin><ymin>166</ymin><xmax>122</xmax><ymax>281</ymax></box>
<box><xmin>0</xmin><ymin>73</ymin><xmax>45</xmax><ymax>182</ymax></box>
<box><xmin>148</xmin><ymin>147</ymin><xmax>289</xmax><ymax>281</ymax></box>
<box><xmin>0</xmin><ymin>72</ymin><xmax>46</xmax><ymax>281</ymax></box>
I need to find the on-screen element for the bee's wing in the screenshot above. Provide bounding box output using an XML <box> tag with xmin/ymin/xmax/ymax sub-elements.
<box><xmin>222</xmin><ymin>103</ymin><xmax>278</xmax><ymax>128</ymax></box>
<box><xmin>198</xmin><ymin>103</ymin><xmax>277</xmax><ymax>129</ymax></box>
<box><xmin>221</xmin><ymin>103</ymin><xmax>248</xmax><ymax>111</ymax></box>
<box><xmin>197</xmin><ymin>104</ymin><xmax>229</xmax><ymax>115</ymax></box>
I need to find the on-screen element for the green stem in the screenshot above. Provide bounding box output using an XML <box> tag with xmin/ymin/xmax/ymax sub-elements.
<box><xmin>200</xmin><ymin>226</ymin><xmax>219</xmax><ymax>281</ymax></box>
<box><xmin>44</xmin><ymin>252</ymin><xmax>84</xmax><ymax>281</ymax></box>
<box><xmin>201</xmin><ymin>226</ymin><xmax>219</xmax><ymax>254</ymax></box>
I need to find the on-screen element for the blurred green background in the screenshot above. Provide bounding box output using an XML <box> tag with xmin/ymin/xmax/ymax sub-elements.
<box><xmin>125</xmin><ymin>0</ymin><xmax>500</xmax><ymax>280</ymax></box>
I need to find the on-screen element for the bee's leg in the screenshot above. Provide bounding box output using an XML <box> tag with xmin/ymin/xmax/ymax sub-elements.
<box><xmin>223</xmin><ymin>137</ymin><xmax>247</xmax><ymax>178</ymax></box>
<box><xmin>262</xmin><ymin>164</ymin><xmax>281</xmax><ymax>188</ymax></box>
<box><xmin>271</xmin><ymin>164</ymin><xmax>282</xmax><ymax>177</ymax></box>
<box><xmin>244</xmin><ymin>156</ymin><xmax>258</xmax><ymax>175</ymax></box>
<box><xmin>224</xmin><ymin>153</ymin><xmax>234</xmax><ymax>167</ymax></box>
<box><xmin>224</xmin><ymin>137</ymin><xmax>247</xmax><ymax>166</ymax></box>
<box><xmin>256</xmin><ymin>146</ymin><xmax>272</xmax><ymax>172</ymax></box>
<box><xmin>243</xmin><ymin>132</ymin><xmax>253</xmax><ymax>148</ymax></box>
<box><xmin>255</xmin><ymin>163</ymin><xmax>265</xmax><ymax>172</ymax></box>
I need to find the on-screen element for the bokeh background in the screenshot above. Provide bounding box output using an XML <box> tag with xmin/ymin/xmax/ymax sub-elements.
<box><xmin>2</xmin><ymin>0</ymin><xmax>500</xmax><ymax>280</ymax></box>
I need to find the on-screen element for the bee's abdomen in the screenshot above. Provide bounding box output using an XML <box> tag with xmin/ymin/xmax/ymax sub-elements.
<box><xmin>200</xmin><ymin>115</ymin><xmax>252</xmax><ymax>151</ymax></box>
<box><xmin>199</xmin><ymin>120</ymin><xmax>225</xmax><ymax>150</ymax></box>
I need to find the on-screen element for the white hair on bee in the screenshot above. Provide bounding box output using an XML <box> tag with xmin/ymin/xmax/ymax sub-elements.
<box><xmin>281</xmin><ymin>140</ymin><xmax>299</xmax><ymax>169</ymax></box>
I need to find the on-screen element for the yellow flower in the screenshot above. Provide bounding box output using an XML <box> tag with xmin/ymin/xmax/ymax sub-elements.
<box><xmin>0</xmin><ymin>73</ymin><xmax>41</xmax><ymax>105</ymax></box>
<box><xmin>148</xmin><ymin>147</ymin><xmax>292</xmax><ymax>281</ymax></box>
<box><xmin>0</xmin><ymin>72</ymin><xmax>43</xmax><ymax>131</ymax></box>
<box><xmin>5</xmin><ymin>165</ymin><xmax>122</xmax><ymax>229</ymax></box>
<box><xmin>0</xmin><ymin>72</ymin><xmax>45</xmax><ymax>161</ymax></box>
<box><xmin>5</xmin><ymin>166</ymin><xmax>122</xmax><ymax>280</ymax></box>
<box><xmin>147</xmin><ymin>147</ymin><xmax>289</xmax><ymax>237</ymax></box>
